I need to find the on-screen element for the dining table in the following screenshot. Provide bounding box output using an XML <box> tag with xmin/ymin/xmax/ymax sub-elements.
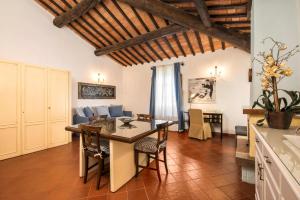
<box><xmin>65</xmin><ymin>118</ymin><xmax>175</xmax><ymax>192</ymax></box>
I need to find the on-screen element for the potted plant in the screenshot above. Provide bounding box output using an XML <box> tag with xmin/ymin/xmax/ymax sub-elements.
<box><xmin>252</xmin><ymin>37</ymin><xmax>300</xmax><ymax>129</ymax></box>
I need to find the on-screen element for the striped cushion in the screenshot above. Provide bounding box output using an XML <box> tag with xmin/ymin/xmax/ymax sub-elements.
<box><xmin>134</xmin><ymin>137</ymin><xmax>166</xmax><ymax>153</ymax></box>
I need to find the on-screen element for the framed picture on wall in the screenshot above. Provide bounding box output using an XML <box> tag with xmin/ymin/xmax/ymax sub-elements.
<box><xmin>188</xmin><ymin>78</ymin><xmax>216</xmax><ymax>104</ymax></box>
<box><xmin>78</xmin><ymin>82</ymin><xmax>116</xmax><ymax>99</ymax></box>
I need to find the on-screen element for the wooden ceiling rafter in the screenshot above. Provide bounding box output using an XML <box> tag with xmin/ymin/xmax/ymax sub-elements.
<box><xmin>110</xmin><ymin>0</ymin><xmax>163</xmax><ymax>62</ymax></box>
<box><xmin>147</xmin><ymin>13</ymin><xmax>171</xmax><ymax>59</ymax></box>
<box><xmin>221</xmin><ymin>41</ymin><xmax>226</xmax><ymax>50</ymax></box>
<box><xmin>118</xmin><ymin>0</ymin><xmax>250</xmax><ymax>53</ymax></box>
<box><xmin>53</xmin><ymin>0</ymin><xmax>100</xmax><ymax>28</ymax></box>
<box><xmin>66</xmin><ymin>0</ymin><xmax>138</xmax><ymax>65</ymax></box>
<box><xmin>99</xmin><ymin>1</ymin><xmax>155</xmax><ymax>63</ymax></box>
<box><xmin>208</xmin><ymin>36</ymin><xmax>215</xmax><ymax>52</ymax></box>
<box><xmin>194</xmin><ymin>31</ymin><xmax>204</xmax><ymax>54</ymax></box>
<box><xmin>193</xmin><ymin>0</ymin><xmax>211</xmax><ymax>27</ymax></box>
<box><xmin>173</xmin><ymin>33</ymin><xmax>186</xmax><ymax>57</ymax></box>
<box><xmin>183</xmin><ymin>31</ymin><xmax>195</xmax><ymax>55</ymax></box>
<box><xmin>55</xmin><ymin>0</ymin><xmax>132</xmax><ymax>65</ymax></box>
<box><xmin>94</xmin><ymin>24</ymin><xmax>185</xmax><ymax>56</ymax></box>
<box><xmin>37</xmin><ymin>0</ymin><xmax>251</xmax><ymax>66</ymax></box>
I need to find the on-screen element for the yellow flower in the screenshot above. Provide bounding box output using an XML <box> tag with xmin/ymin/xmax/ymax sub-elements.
<box><xmin>261</xmin><ymin>80</ymin><xmax>270</xmax><ymax>90</ymax></box>
<box><xmin>279</xmin><ymin>62</ymin><xmax>286</xmax><ymax>68</ymax></box>
<box><xmin>265</xmin><ymin>55</ymin><xmax>275</xmax><ymax>65</ymax></box>
<box><xmin>264</xmin><ymin>65</ymin><xmax>280</xmax><ymax>78</ymax></box>
<box><xmin>279</xmin><ymin>44</ymin><xmax>287</xmax><ymax>51</ymax></box>
<box><xmin>282</xmin><ymin>67</ymin><xmax>293</xmax><ymax>76</ymax></box>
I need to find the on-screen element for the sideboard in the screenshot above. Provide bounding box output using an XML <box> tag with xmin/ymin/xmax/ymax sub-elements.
<box><xmin>253</xmin><ymin>125</ymin><xmax>300</xmax><ymax>200</ymax></box>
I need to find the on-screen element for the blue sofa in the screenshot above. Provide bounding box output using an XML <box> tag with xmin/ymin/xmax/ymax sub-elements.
<box><xmin>73</xmin><ymin>105</ymin><xmax>133</xmax><ymax>125</ymax></box>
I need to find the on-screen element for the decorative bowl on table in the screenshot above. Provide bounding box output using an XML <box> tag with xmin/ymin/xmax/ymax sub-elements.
<box><xmin>118</xmin><ymin>117</ymin><xmax>134</xmax><ymax>125</ymax></box>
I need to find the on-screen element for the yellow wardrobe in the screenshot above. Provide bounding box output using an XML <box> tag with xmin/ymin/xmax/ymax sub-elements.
<box><xmin>0</xmin><ymin>60</ymin><xmax>71</xmax><ymax>160</ymax></box>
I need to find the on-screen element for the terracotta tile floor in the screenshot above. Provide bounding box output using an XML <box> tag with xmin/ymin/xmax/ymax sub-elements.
<box><xmin>0</xmin><ymin>132</ymin><xmax>255</xmax><ymax>200</ymax></box>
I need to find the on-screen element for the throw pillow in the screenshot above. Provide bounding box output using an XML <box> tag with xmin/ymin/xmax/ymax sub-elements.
<box><xmin>83</xmin><ymin>107</ymin><xmax>94</xmax><ymax>118</ymax></box>
<box><xmin>75</xmin><ymin>107</ymin><xmax>86</xmax><ymax>117</ymax></box>
<box><xmin>109</xmin><ymin>105</ymin><xmax>123</xmax><ymax>117</ymax></box>
<box><xmin>95</xmin><ymin>106</ymin><xmax>111</xmax><ymax>118</ymax></box>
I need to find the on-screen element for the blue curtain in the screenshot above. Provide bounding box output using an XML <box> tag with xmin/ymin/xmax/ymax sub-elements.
<box><xmin>149</xmin><ymin>67</ymin><xmax>156</xmax><ymax>118</ymax></box>
<box><xmin>174</xmin><ymin>63</ymin><xmax>184</xmax><ymax>131</ymax></box>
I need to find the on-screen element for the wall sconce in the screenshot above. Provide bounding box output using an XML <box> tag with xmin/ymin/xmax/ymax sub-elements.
<box><xmin>209</xmin><ymin>66</ymin><xmax>222</xmax><ymax>78</ymax></box>
<box><xmin>97</xmin><ymin>73</ymin><xmax>105</xmax><ymax>84</ymax></box>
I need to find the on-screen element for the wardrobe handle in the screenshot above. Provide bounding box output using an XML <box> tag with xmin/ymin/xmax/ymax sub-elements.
<box><xmin>48</xmin><ymin>106</ymin><xmax>51</xmax><ymax>110</ymax></box>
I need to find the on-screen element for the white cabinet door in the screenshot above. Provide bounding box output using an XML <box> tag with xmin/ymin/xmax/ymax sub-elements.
<box><xmin>264</xmin><ymin>175</ymin><xmax>277</xmax><ymax>200</ymax></box>
<box><xmin>47</xmin><ymin>69</ymin><xmax>69</xmax><ymax>148</ymax></box>
<box><xmin>255</xmin><ymin>148</ymin><xmax>264</xmax><ymax>200</ymax></box>
<box><xmin>22</xmin><ymin>65</ymin><xmax>47</xmax><ymax>154</ymax></box>
<box><xmin>0</xmin><ymin>61</ymin><xmax>21</xmax><ymax>160</ymax></box>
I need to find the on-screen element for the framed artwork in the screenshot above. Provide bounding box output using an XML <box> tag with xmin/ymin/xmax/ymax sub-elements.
<box><xmin>188</xmin><ymin>78</ymin><xmax>216</xmax><ymax>104</ymax></box>
<box><xmin>78</xmin><ymin>82</ymin><xmax>116</xmax><ymax>99</ymax></box>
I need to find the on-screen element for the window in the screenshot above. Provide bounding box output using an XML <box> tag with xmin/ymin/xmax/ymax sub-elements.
<box><xmin>155</xmin><ymin>65</ymin><xmax>178</xmax><ymax>121</ymax></box>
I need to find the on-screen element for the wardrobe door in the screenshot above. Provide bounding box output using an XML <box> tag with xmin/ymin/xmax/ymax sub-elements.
<box><xmin>0</xmin><ymin>61</ymin><xmax>21</xmax><ymax>160</ymax></box>
<box><xmin>22</xmin><ymin>65</ymin><xmax>47</xmax><ymax>154</ymax></box>
<box><xmin>47</xmin><ymin>69</ymin><xmax>70</xmax><ymax>148</ymax></box>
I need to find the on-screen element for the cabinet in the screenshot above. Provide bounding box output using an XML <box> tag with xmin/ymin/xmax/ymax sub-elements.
<box><xmin>254</xmin><ymin>126</ymin><xmax>300</xmax><ymax>200</ymax></box>
<box><xmin>22</xmin><ymin>65</ymin><xmax>48</xmax><ymax>154</ymax></box>
<box><xmin>0</xmin><ymin>61</ymin><xmax>21</xmax><ymax>160</ymax></box>
<box><xmin>47</xmin><ymin>69</ymin><xmax>70</xmax><ymax>148</ymax></box>
<box><xmin>0</xmin><ymin>61</ymin><xmax>71</xmax><ymax>160</ymax></box>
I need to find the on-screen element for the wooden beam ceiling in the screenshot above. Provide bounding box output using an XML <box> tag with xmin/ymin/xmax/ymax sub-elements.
<box><xmin>118</xmin><ymin>0</ymin><xmax>250</xmax><ymax>53</ymax></box>
<box><xmin>94</xmin><ymin>24</ymin><xmax>186</xmax><ymax>56</ymax></box>
<box><xmin>193</xmin><ymin>0</ymin><xmax>211</xmax><ymax>27</ymax></box>
<box><xmin>37</xmin><ymin>0</ymin><xmax>250</xmax><ymax>66</ymax></box>
<box><xmin>53</xmin><ymin>0</ymin><xmax>101</xmax><ymax>28</ymax></box>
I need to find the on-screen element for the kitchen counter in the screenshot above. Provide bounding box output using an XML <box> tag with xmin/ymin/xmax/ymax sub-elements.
<box><xmin>253</xmin><ymin>126</ymin><xmax>300</xmax><ymax>185</ymax></box>
<box><xmin>253</xmin><ymin>125</ymin><xmax>300</xmax><ymax>199</ymax></box>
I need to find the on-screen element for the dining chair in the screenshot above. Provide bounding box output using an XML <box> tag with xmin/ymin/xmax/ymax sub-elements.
<box><xmin>188</xmin><ymin>109</ymin><xmax>212</xmax><ymax>140</ymax></box>
<box><xmin>79</xmin><ymin>124</ymin><xmax>110</xmax><ymax>190</ymax></box>
<box><xmin>137</xmin><ymin>114</ymin><xmax>153</xmax><ymax>121</ymax></box>
<box><xmin>134</xmin><ymin>121</ymin><xmax>169</xmax><ymax>181</ymax></box>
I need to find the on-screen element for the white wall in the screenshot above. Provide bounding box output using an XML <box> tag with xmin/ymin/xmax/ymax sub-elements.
<box><xmin>251</xmin><ymin>0</ymin><xmax>300</xmax><ymax>103</ymax></box>
<box><xmin>0</xmin><ymin>0</ymin><xmax>124</xmax><ymax>109</ymax></box>
<box><xmin>123</xmin><ymin>48</ymin><xmax>251</xmax><ymax>134</ymax></box>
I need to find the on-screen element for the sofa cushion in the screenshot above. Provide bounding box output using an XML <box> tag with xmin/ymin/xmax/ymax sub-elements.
<box><xmin>109</xmin><ymin>105</ymin><xmax>123</xmax><ymax>117</ymax></box>
<box><xmin>83</xmin><ymin>107</ymin><xmax>94</xmax><ymax>118</ymax></box>
<box><xmin>75</xmin><ymin>107</ymin><xmax>86</xmax><ymax>117</ymax></box>
<box><xmin>95</xmin><ymin>106</ymin><xmax>111</xmax><ymax>118</ymax></box>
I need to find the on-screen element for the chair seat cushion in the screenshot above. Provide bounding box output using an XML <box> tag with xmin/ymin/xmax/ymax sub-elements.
<box><xmin>134</xmin><ymin>137</ymin><xmax>166</xmax><ymax>153</ymax></box>
<box><xmin>86</xmin><ymin>139</ymin><xmax>110</xmax><ymax>155</ymax></box>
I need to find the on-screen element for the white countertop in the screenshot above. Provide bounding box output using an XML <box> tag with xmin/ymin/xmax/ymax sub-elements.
<box><xmin>253</xmin><ymin>125</ymin><xmax>300</xmax><ymax>185</ymax></box>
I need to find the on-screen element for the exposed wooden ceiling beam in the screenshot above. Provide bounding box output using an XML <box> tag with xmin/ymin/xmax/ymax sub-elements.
<box><xmin>216</xmin><ymin>21</ymin><xmax>250</xmax><ymax>25</ymax></box>
<box><xmin>221</xmin><ymin>41</ymin><xmax>226</xmax><ymax>50</ymax></box>
<box><xmin>247</xmin><ymin>0</ymin><xmax>253</xmax><ymax>19</ymax></box>
<box><xmin>194</xmin><ymin>31</ymin><xmax>204</xmax><ymax>53</ymax></box>
<box><xmin>207</xmin><ymin>3</ymin><xmax>248</xmax><ymax>10</ymax></box>
<box><xmin>210</xmin><ymin>13</ymin><xmax>247</xmax><ymax>19</ymax></box>
<box><xmin>183</xmin><ymin>32</ymin><xmax>195</xmax><ymax>55</ymax></box>
<box><xmin>53</xmin><ymin>0</ymin><xmax>101</xmax><ymax>28</ymax></box>
<box><xmin>193</xmin><ymin>0</ymin><xmax>211</xmax><ymax>27</ymax></box>
<box><xmin>118</xmin><ymin>0</ymin><xmax>250</xmax><ymax>53</ymax></box>
<box><xmin>208</xmin><ymin>36</ymin><xmax>215</xmax><ymax>52</ymax></box>
<box><xmin>94</xmin><ymin>24</ymin><xmax>186</xmax><ymax>56</ymax></box>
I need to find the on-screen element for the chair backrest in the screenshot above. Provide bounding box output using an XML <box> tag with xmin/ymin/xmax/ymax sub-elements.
<box><xmin>189</xmin><ymin>109</ymin><xmax>204</xmax><ymax>126</ymax></box>
<box><xmin>137</xmin><ymin>114</ymin><xmax>153</xmax><ymax>121</ymax></box>
<box><xmin>156</xmin><ymin>121</ymin><xmax>169</xmax><ymax>147</ymax></box>
<box><xmin>79</xmin><ymin>124</ymin><xmax>102</xmax><ymax>153</ymax></box>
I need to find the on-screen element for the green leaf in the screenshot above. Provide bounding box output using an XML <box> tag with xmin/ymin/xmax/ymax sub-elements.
<box><xmin>279</xmin><ymin>97</ymin><xmax>288</xmax><ymax>111</ymax></box>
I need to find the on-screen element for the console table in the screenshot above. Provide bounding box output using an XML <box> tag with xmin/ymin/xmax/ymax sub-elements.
<box><xmin>184</xmin><ymin>111</ymin><xmax>223</xmax><ymax>140</ymax></box>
